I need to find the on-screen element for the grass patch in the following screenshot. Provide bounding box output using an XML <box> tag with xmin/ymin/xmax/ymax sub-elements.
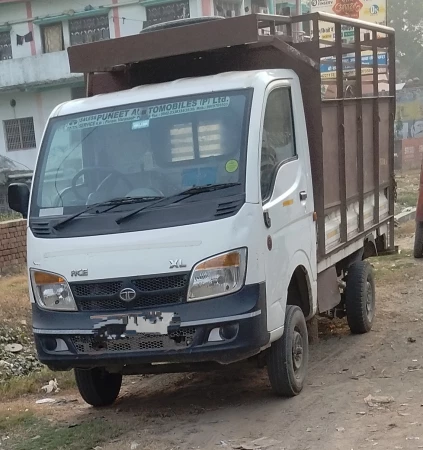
<box><xmin>0</xmin><ymin>212</ymin><xmax>22</xmax><ymax>223</ymax></box>
<box><xmin>0</xmin><ymin>273</ymin><xmax>30</xmax><ymax>325</ymax></box>
<box><xmin>372</xmin><ymin>250</ymin><xmax>413</xmax><ymax>264</ymax></box>
<box><xmin>0</xmin><ymin>275</ymin><xmax>76</xmax><ymax>399</ymax></box>
<box><xmin>1</xmin><ymin>411</ymin><xmax>124</xmax><ymax>450</ymax></box>
<box><xmin>0</xmin><ymin>368</ymin><xmax>76</xmax><ymax>401</ymax></box>
<box><xmin>396</xmin><ymin>191</ymin><xmax>418</xmax><ymax>209</ymax></box>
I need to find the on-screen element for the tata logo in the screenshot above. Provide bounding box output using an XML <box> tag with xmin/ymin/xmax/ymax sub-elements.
<box><xmin>119</xmin><ymin>288</ymin><xmax>137</xmax><ymax>302</ymax></box>
<box><xmin>169</xmin><ymin>259</ymin><xmax>187</xmax><ymax>269</ymax></box>
<box><xmin>71</xmin><ymin>269</ymin><xmax>88</xmax><ymax>277</ymax></box>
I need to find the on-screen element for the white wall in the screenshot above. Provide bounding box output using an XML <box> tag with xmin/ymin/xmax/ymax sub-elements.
<box><xmin>0</xmin><ymin>0</ymin><xmax>207</xmax><ymax>170</ymax></box>
<box><xmin>0</xmin><ymin>87</ymin><xmax>72</xmax><ymax>170</ymax></box>
<box><xmin>0</xmin><ymin>0</ymin><xmax>203</xmax><ymax>56</ymax></box>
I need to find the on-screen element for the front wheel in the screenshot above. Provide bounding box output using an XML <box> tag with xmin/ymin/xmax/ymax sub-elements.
<box><xmin>266</xmin><ymin>305</ymin><xmax>309</xmax><ymax>397</ymax></box>
<box><xmin>74</xmin><ymin>368</ymin><xmax>122</xmax><ymax>407</ymax></box>
<box><xmin>345</xmin><ymin>261</ymin><xmax>375</xmax><ymax>334</ymax></box>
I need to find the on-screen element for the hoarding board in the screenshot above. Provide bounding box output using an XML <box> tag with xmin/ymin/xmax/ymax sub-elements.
<box><xmin>311</xmin><ymin>0</ymin><xmax>387</xmax><ymax>78</ymax></box>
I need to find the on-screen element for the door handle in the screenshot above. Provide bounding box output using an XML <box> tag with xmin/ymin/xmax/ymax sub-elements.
<box><xmin>299</xmin><ymin>191</ymin><xmax>307</xmax><ymax>201</ymax></box>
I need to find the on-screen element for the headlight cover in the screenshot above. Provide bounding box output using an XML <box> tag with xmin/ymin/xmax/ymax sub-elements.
<box><xmin>188</xmin><ymin>249</ymin><xmax>247</xmax><ymax>302</ymax></box>
<box><xmin>30</xmin><ymin>270</ymin><xmax>77</xmax><ymax>311</ymax></box>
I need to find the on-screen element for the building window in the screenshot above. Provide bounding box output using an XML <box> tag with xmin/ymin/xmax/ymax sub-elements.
<box><xmin>214</xmin><ymin>1</ymin><xmax>241</xmax><ymax>17</ymax></box>
<box><xmin>0</xmin><ymin>31</ymin><xmax>12</xmax><ymax>60</ymax></box>
<box><xmin>144</xmin><ymin>1</ymin><xmax>190</xmax><ymax>28</ymax></box>
<box><xmin>4</xmin><ymin>118</ymin><xmax>37</xmax><ymax>151</ymax></box>
<box><xmin>69</xmin><ymin>14</ymin><xmax>110</xmax><ymax>46</ymax></box>
<box><xmin>41</xmin><ymin>23</ymin><xmax>64</xmax><ymax>53</ymax></box>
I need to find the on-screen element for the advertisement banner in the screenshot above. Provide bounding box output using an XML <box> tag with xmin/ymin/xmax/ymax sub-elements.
<box><xmin>310</xmin><ymin>0</ymin><xmax>387</xmax><ymax>78</ymax></box>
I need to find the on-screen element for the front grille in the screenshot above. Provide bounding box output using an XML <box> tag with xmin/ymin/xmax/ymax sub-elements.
<box><xmin>132</xmin><ymin>275</ymin><xmax>187</xmax><ymax>291</ymax></box>
<box><xmin>71</xmin><ymin>274</ymin><xmax>189</xmax><ymax>312</ymax></box>
<box><xmin>73</xmin><ymin>282</ymin><xmax>123</xmax><ymax>297</ymax></box>
<box><xmin>70</xmin><ymin>328</ymin><xmax>196</xmax><ymax>354</ymax></box>
<box><xmin>76</xmin><ymin>292</ymin><xmax>184</xmax><ymax>311</ymax></box>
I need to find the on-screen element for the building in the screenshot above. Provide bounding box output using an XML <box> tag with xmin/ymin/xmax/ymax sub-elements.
<box><xmin>0</xmin><ymin>0</ymin><xmax>305</xmax><ymax>173</ymax></box>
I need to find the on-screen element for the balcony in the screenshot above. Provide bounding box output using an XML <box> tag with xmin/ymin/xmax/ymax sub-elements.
<box><xmin>0</xmin><ymin>50</ymin><xmax>83</xmax><ymax>92</ymax></box>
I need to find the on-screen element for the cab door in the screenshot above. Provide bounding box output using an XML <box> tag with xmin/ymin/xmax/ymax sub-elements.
<box><xmin>260</xmin><ymin>81</ymin><xmax>316</xmax><ymax>332</ymax></box>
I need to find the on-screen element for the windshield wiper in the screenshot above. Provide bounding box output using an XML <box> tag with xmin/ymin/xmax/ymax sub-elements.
<box><xmin>116</xmin><ymin>183</ymin><xmax>241</xmax><ymax>225</ymax></box>
<box><xmin>53</xmin><ymin>196</ymin><xmax>163</xmax><ymax>230</ymax></box>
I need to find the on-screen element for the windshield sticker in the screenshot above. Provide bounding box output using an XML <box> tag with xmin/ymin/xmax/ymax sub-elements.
<box><xmin>148</xmin><ymin>97</ymin><xmax>230</xmax><ymax>119</ymax></box>
<box><xmin>225</xmin><ymin>159</ymin><xmax>239</xmax><ymax>173</ymax></box>
<box><xmin>132</xmin><ymin>119</ymin><xmax>150</xmax><ymax>130</ymax></box>
<box><xmin>64</xmin><ymin>108</ymin><xmax>147</xmax><ymax>131</ymax></box>
<box><xmin>39</xmin><ymin>207</ymin><xmax>64</xmax><ymax>217</ymax></box>
<box><xmin>63</xmin><ymin>97</ymin><xmax>230</xmax><ymax>131</ymax></box>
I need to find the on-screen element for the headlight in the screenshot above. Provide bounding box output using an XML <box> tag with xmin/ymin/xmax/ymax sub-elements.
<box><xmin>30</xmin><ymin>270</ymin><xmax>77</xmax><ymax>311</ymax></box>
<box><xmin>188</xmin><ymin>249</ymin><xmax>247</xmax><ymax>302</ymax></box>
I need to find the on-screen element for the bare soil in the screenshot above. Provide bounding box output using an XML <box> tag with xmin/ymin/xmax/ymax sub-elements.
<box><xmin>2</xmin><ymin>220</ymin><xmax>423</xmax><ymax>450</ymax></box>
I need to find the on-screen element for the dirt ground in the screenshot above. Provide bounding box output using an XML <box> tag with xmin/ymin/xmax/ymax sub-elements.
<box><xmin>2</xmin><ymin>220</ymin><xmax>423</xmax><ymax>450</ymax></box>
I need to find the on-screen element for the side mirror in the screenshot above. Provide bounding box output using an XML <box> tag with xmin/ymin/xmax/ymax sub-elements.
<box><xmin>8</xmin><ymin>183</ymin><xmax>30</xmax><ymax>219</ymax></box>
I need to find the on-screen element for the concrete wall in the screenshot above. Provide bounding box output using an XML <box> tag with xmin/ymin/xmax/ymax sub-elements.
<box><xmin>0</xmin><ymin>86</ymin><xmax>73</xmax><ymax>170</ymax></box>
<box><xmin>0</xmin><ymin>219</ymin><xmax>26</xmax><ymax>274</ymax></box>
<box><xmin>398</xmin><ymin>137</ymin><xmax>423</xmax><ymax>171</ymax></box>
<box><xmin>0</xmin><ymin>0</ymin><xmax>203</xmax><ymax>54</ymax></box>
<box><xmin>0</xmin><ymin>51</ymin><xmax>82</xmax><ymax>90</ymax></box>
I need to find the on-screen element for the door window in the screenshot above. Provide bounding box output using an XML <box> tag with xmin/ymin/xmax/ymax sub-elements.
<box><xmin>260</xmin><ymin>88</ymin><xmax>296</xmax><ymax>201</ymax></box>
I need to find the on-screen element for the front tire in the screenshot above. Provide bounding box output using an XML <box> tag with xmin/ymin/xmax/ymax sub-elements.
<box><xmin>345</xmin><ymin>261</ymin><xmax>375</xmax><ymax>334</ymax></box>
<box><xmin>74</xmin><ymin>368</ymin><xmax>122</xmax><ymax>407</ymax></box>
<box><xmin>267</xmin><ymin>305</ymin><xmax>309</xmax><ymax>397</ymax></box>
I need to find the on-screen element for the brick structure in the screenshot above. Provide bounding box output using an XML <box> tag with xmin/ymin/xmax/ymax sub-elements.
<box><xmin>398</xmin><ymin>137</ymin><xmax>423</xmax><ymax>170</ymax></box>
<box><xmin>0</xmin><ymin>219</ymin><xmax>26</xmax><ymax>274</ymax></box>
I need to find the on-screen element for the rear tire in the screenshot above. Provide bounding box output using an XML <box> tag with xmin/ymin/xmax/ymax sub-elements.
<box><xmin>414</xmin><ymin>222</ymin><xmax>423</xmax><ymax>258</ymax></box>
<box><xmin>267</xmin><ymin>305</ymin><xmax>309</xmax><ymax>397</ymax></box>
<box><xmin>345</xmin><ymin>261</ymin><xmax>375</xmax><ymax>334</ymax></box>
<box><xmin>74</xmin><ymin>368</ymin><xmax>122</xmax><ymax>407</ymax></box>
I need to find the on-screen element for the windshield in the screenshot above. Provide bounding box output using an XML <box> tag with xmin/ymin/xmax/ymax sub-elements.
<box><xmin>31</xmin><ymin>90</ymin><xmax>251</xmax><ymax>218</ymax></box>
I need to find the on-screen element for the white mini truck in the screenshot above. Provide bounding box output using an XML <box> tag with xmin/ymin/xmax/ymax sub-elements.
<box><xmin>8</xmin><ymin>13</ymin><xmax>396</xmax><ymax>406</ymax></box>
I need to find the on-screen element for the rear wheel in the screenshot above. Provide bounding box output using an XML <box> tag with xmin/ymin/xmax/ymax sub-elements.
<box><xmin>266</xmin><ymin>305</ymin><xmax>309</xmax><ymax>397</ymax></box>
<box><xmin>414</xmin><ymin>222</ymin><xmax>423</xmax><ymax>258</ymax></box>
<box><xmin>74</xmin><ymin>368</ymin><xmax>122</xmax><ymax>407</ymax></box>
<box><xmin>345</xmin><ymin>261</ymin><xmax>375</xmax><ymax>334</ymax></box>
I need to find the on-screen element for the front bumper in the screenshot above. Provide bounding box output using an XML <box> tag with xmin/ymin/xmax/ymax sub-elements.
<box><xmin>33</xmin><ymin>283</ymin><xmax>269</xmax><ymax>371</ymax></box>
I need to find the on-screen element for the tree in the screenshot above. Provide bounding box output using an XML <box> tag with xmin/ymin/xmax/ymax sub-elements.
<box><xmin>388</xmin><ymin>0</ymin><xmax>423</xmax><ymax>80</ymax></box>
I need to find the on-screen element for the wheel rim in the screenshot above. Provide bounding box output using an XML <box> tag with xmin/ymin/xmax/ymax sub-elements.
<box><xmin>365</xmin><ymin>279</ymin><xmax>375</xmax><ymax>322</ymax></box>
<box><xmin>292</xmin><ymin>329</ymin><xmax>304</xmax><ymax>373</ymax></box>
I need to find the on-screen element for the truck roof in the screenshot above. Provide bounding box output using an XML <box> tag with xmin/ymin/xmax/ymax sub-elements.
<box><xmin>67</xmin><ymin>13</ymin><xmax>394</xmax><ymax>75</ymax></box>
<box><xmin>66</xmin><ymin>13</ymin><xmax>394</xmax><ymax>98</ymax></box>
<box><xmin>52</xmin><ymin>69</ymin><xmax>295</xmax><ymax>117</ymax></box>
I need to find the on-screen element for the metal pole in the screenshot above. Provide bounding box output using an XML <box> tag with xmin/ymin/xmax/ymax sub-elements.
<box><xmin>295</xmin><ymin>0</ymin><xmax>302</xmax><ymax>15</ymax></box>
<box><xmin>295</xmin><ymin>0</ymin><xmax>302</xmax><ymax>41</ymax></box>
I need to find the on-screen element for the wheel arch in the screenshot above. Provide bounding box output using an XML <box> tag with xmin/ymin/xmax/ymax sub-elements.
<box><xmin>363</xmin><ymin>233</ymin><xmax>377</xmax><ymax>259</ymax></box>
<box><xmin>287</xmin><ymin>265</ymin><xmax>313</xmax><ymax>320</ymax></box>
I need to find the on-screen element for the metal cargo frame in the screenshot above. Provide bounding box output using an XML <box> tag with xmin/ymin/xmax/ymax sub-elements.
<box><xmin>67</xmin><ymin>13</ymin><xmax>396</xmax><ymax>262</ymax></box>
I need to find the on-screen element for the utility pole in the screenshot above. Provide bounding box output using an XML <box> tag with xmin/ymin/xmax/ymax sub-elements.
<box><xmin>295</xmin><ymin>0</ymin><xmax>302</xmax><ymax>41</ymax></box>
